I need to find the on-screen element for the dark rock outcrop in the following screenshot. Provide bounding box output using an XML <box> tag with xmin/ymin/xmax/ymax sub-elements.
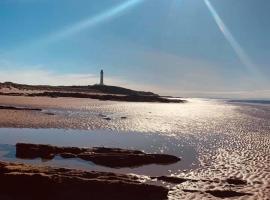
<box><xmin>0</xmin><ymin>105</ymin><xmax>42</xmax><ymax>111</ymax></box>
<box><xmin>183</xmin><ymin>189</ymin><xmax>252</xmax><ymax>198</ymax></box>
<box><xmin>0</xmin><ymin>161</ymin><xmax>168</xmax><ymax>200</ymax></box>
<box><xmin>226</xmin><ymin>178</ymin><xmax>247</xmax><ymax>185</ymax></box>
<box><xmin>155</xmin><ymin>176</ymin><xmax>189</xmax><ymax>184</ymax></box>
<box><xmin>206</xmin><ymin>190</ymin><xmax>252</xmax><ymax>198</ymax></box>
<box><xmin>28</xmin><ymin>92</ymin><xmax>185</xmax><ymax>103</ymax></box>
<box><xmin>16</xmin><ymin>143</ymin><xmax>181</xmax><ymax>168</ymax></box>
<box><xmin>154</xmin><ymin>176</ymin><xmax>248</xmax><ymax>186</ymax></box>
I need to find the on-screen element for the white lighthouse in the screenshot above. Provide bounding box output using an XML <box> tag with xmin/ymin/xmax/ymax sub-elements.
<box><xmin>100</xmin><ymin>70</ymin><xmax>104</xmax><ymax>85</ymax></box>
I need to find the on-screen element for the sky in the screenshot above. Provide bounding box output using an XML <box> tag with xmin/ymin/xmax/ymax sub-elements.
<box><xmin>0</xmin><ymin>0</ymin><xmax>269</xmax><ymax>99</ymax></box>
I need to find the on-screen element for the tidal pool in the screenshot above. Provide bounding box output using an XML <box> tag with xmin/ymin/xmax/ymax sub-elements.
<box><xmin>0</xmin><ymin>128</ymin><xmax>198</xmax><ymax>176</ymax></box>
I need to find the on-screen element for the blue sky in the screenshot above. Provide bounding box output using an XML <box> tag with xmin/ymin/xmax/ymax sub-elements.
<box><xmin>0</xmin><ymin>0</ymin><xmax>269</xmax><ymax>98</ymax></box>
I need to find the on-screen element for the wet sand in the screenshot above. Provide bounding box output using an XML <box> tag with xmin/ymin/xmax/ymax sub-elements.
<box><xmin>0</xmin><ymin>95</ymin><xmax>269</xmax><ymax>199</ymax></box>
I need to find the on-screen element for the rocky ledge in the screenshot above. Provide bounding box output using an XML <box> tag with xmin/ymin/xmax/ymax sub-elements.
<box><xmin>0</xmin><ymin>161</ymin><xmax>168</xmax><ymax>200</ymax></box>
<box><xmin>28</xmin><ymin>92</ymin><xmax>185</xmax><ymax>103</ymax></box>
<box><xmin>16</xmin><ymin>143</ymin><xmax>181</xmax><ymax>168</ymax></box>
<box><xmin>0</xmin><ymin>91</ymin><xmax>185</xmax><ymax>103</ymax></box>
<box><xmin>153</xmin><ymin>176</ymin><xmax>252</xmax><ymax>198</ymax></box>
<box><xmin>0</xmin><ymin>105</ymin><xmax>42</xmax><ymax>111</ymax></box>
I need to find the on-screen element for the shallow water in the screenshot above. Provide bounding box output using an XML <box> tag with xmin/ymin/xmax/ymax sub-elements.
<box><xmin>0</xmin><ymin>128</ymin><xmax>199</xmax><ymax>176</ymax></box>
<box><xmin>0</xmin><ymin>98</ymin><xmax>269</xmax><ymax>199</ymax></box>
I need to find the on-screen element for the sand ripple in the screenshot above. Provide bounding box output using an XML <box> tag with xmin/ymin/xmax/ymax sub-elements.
<box><xmin>0</xmin><ymin>96</ymin><xmax>269</xmax><ymax>199</ymax></box>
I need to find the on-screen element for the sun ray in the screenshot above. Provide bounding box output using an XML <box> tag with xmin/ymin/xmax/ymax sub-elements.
<box><xmin>47</xmin><ymin>0</ymin><xmax>143</xmax><ymax>42</ymax></box>
<box><xmin>204</xmin><ymin>0</ymin><xmax>261</xmax><ymax>77</ymax></box>
<box><xmin>15</xmin><ymin>0</ymin><xmax>143</xmax><ymax>50</ymax></box>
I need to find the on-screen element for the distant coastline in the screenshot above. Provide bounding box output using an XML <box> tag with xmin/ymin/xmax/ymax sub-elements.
<box><xmin>0</xmin><ymin>82</ymin><xmax>186</xmax><ymax>103</ymax></box>
<box><xmin>228</xmin><ymin>99</ymin><xmax>270</xmax><ymax>105</ymax></box>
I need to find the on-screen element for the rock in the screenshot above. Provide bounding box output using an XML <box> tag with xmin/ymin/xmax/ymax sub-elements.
<box><xmin>98</xmin><ymin>114</ymin><xmax>106</xmax><ymax>117</ymax></box>
<box><xmin>226</xmin><ymin>178</ymin><xmax>247</xmax><ymax>185</ymax></box>
<box><xmin>182</xmin><ymin>189</ymin><xmax>202</xmax><ymax>194</ymax></box>
<box><xmin>206</xmin><ymin>190</ymin><xmax>252</xmax><ymax>198</ymax></box>
<box><xmin>155</xmin><ymin>176</ymin><xmax>188</xmax><ymax>184</ymax></box>
<box><xmin>60</xmin><ymin>153</ymin><xmax>77</xmax><ymax>159</ymax></box>
<box><xmin>183</xmin><ymin>189</ymin><xmax>252</xmax><ymax>198</ymax></box>
<box><xmin>16</xmin><ymin>143</ymin><xmax>85</xmax><ymax>159</ymax></box>
<box><xmin>0</xmin><ymin>105</ymin><xmax>42</xmax><ymax>111</ymax></box>
<box><xmin>44</xmin><ymin>112</ymin><xmax>55</xmax><ymax>116</ymax></box>
<box><xmin>16</xmin><ymin>144</ymin><xmax>181</xmax><ymax>168</ymax></box>
<box><xmin>103</xmin><ymin>117</ymin><xmax>112</xmax><ymax>121</ymax></box>
<box><xmin>28</xmin><ymin>92</ymin><xmax>186</xmax><ymax>103</ymax></box>
<box><xmin>0</xmin><ymin>161</ymin><xmax>168</xmax><ymax>200</ymax></box>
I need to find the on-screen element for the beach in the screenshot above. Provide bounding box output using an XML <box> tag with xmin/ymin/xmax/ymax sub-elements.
<box><xmin>0</xmin><ymin>93</ymin><xmax>269</xmax><ymax>199</ymax></box>
<box><xmin>1</xmin><ymin>0</ymin><xmax>269</xmax><ymax>198</ymax></box>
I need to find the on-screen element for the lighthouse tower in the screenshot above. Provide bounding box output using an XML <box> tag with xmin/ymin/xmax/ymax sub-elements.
<box><xmin>100</xmin><ymin>70</ymin><xmax>104</xmax><ymax>85</ymax></box>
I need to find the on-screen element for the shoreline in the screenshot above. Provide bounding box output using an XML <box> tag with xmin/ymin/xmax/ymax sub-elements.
<box><xmin>0</xmin><ymin>95</ymin><xmax>187</xmax><ymax>131</ymax></box>
<box><xmin>0</xmin><ymin>91</ymin><xmax>186</xmax><ymax>103</ymax></box>
<box><xmin>0</xmin><ymin>96</ymin><xmax>269</xmax><ymax>199</ymax></box>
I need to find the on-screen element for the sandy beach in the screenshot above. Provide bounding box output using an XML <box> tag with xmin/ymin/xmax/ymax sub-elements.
<box><xmin>1</xmin><ymin>0</ymin><xmax>269</xmax><ymax>198</ymax></box>
<box><xmin>0</xmin><ymin>91</ymin><xmax>269</xmax><ymax>199</ymax></box>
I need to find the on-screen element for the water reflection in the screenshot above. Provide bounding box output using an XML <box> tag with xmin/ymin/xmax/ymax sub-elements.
<box><xmin>0</xmin><ymin>128</ymin><xmax>199</xmax><ymax>176</ymax></box>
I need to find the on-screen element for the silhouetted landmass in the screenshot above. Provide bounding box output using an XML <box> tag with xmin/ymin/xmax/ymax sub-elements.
<box><xmin>0</xmin><ymin>82</ymin><xmax>186</xmax><ymax>103</ymax></box>
<box><xmin>16</xmin><ymin>143</ymin><xmax>180</xmax><ymax>168</ymax></box>
<box><xmin>90</xmin><ymin>84</ymin><xmax>158</xmax><ymax>96</ymax></box>
<box><xmin>0</xmin><ymin>82</ymin><xmax>156</xmax><ymax>96</ymax></box>
<box><xmin>28</xmin><ymin>92</ymin><xmax>184</xmax><ymax>103</ymax></box>
<box><xmin>0</xmin><ymin>161</ymin><xmax>168</xmax><ymax>200</ymax></box>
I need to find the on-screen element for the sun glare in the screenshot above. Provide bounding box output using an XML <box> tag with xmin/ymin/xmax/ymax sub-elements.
<box><xmin>204</xmin><ymin>0</ymin><xmax>261</xmax><ymax>78</ymax></box>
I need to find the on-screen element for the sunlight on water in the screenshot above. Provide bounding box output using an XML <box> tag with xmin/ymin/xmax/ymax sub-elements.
<box><xmin>0</xmin><ymin>98</ymin><xmax>269</xmax><ymax>199</ymax></box>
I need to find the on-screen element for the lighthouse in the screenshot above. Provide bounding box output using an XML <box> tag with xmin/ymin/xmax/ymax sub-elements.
<box><xmin>100</xmin><ymin>70</ymin><xmax>104</xmax><ymax>85</ymax></box>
